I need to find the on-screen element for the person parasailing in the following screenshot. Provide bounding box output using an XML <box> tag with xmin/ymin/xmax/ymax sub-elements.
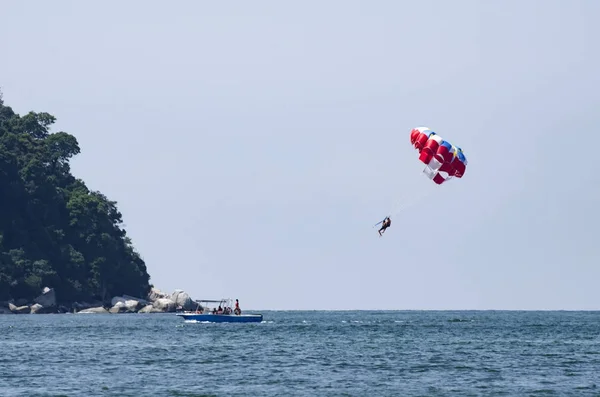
<box><xmin>378</xmin><ymin>216</ymin><xmax>391</xmax><ymax>236</ymax></box>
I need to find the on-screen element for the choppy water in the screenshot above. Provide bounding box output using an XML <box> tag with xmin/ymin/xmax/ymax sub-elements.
<box><xmin>1</xmin><ymin>311</ymin><xmax>599</xmax><ymax>396</ymax></box>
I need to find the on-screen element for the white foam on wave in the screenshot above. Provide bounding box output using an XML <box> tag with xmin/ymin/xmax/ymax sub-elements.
<box><xmin>184</xmin><ymin>320</ymin><xmax>212</xmax><ymax>324</ymax></box>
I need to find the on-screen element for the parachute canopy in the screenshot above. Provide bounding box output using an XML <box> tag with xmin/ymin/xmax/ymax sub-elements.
<box><xmin>409</xmin><ymin>127</ymin><xmax>467</xmax><ymax>185</ymax></box>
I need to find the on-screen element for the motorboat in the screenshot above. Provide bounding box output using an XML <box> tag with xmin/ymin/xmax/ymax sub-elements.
<box><xmin>176</xmin><ymin>298</ymin><xmax>263</xmax><ymax>323</ymax></box>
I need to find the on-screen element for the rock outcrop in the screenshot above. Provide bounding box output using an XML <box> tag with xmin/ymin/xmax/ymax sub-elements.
<box><xmin>138</xmin><ymin>304</ymin><xmax>164</xmax><ymax>313</ymax></box>
<box><xmin>152</xmin><ymin>298</ymin><xmax>176</xmax><ymax>312</ymax></box>
<box><xmin>30</xmin><ymin>303</ymin><xmax>54</xmax><ymax>314</ymax></box>
<box><xmin>34</xmin><ymin>287</ymin><xmax>56</xmax><ymax>308</ymax></box>
<box><xmin>148</xmin><ymin>287</ymin><xmax>170</xmax><ymax>302</ymax></box>
<box><xmin>0</xmin><ymin>286</ymin><xmax>195</xmax><ymax>315</ymax></box>
<box><xmin>123</xmin><ymin>294</ymin><xmax>149</xmax><ymax>306</ymax></box>
<box><xmin>170</xmin><ymin>289</ymin><xmax>195</xmax><ymax>311</ymax></box>
<box><xmin>77</xmin><ymin>307</ymin><xmax>109</xmax><ymax>314</ymax></box>
<box><xmin>9</xmin><ymin>303</ymin><xmax>31</xmax><ymax>314</ymax></box>
<box><xmin>108</xmin><ymin>299</ymin><xmax>142</xmax><ymax>313</ymax></box>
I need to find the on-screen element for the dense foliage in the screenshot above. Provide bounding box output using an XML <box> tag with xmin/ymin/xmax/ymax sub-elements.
<box><xmin>0</xmin><ymin>91</ymin><xmax>151</xmax><ymax>303</ymax></box>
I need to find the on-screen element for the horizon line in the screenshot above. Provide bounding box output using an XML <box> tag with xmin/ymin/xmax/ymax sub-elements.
<box><xmin>233</xmin><ymin>308</ymin><xmax>600</xmax><ymax>312</ymax></box>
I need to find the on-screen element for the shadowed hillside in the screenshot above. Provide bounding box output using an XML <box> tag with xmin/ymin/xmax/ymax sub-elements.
<box><xmin>0</xmin><ymin>90</ymin><xmax>152</xmax><ymax>305</ymax></box>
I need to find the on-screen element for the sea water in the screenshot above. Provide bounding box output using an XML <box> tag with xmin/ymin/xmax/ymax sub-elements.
<box><xmin>1</xmin><ymin>311</ymin><xmax>599</xmax><ymax>396</ymax></box>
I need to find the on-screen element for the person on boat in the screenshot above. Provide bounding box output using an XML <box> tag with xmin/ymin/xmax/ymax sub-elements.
<box><xmin>378</xmin><ymin>217</ymin><xmax>391</xmax><ymax>236</ymax></box>
<box><xmin>234</xmin><ymin>299</ymin><xmax>241</xmax><ymax>315</ymax></box>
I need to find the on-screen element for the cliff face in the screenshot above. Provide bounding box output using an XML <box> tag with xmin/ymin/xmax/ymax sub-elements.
<box><xmin>0</xmin><ymin>92</ymin><xmax>151</xmax><ymax>304</ymax></box>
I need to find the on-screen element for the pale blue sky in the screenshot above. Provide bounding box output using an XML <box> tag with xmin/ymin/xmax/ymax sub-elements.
<box><xmin>2</xmin><ymin>0</ymin><xmax>599</xmax><ymax>310</ymax></box>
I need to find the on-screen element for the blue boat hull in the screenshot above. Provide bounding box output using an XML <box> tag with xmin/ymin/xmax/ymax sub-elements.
<box><xmin>176</xmin><ymin>312</ymin><xmax>263</xmax><ymax>323</ymax></box>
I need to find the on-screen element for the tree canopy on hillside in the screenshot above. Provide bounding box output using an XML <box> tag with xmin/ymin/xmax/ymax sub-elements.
<box><xmin>0</xmin><ymin>91</ymin><xmax>151</xmax><ymax>303</ymax></box>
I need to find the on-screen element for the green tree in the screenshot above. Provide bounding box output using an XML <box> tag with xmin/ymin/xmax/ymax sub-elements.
<box><xmin>0</xmin><ymin>90</ymin><xmax>152</xmax><ymax>305</ymax></box>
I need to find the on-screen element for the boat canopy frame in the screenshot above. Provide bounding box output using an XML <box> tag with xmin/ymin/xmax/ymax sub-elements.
<box><xmin>188</xmin><ymin>298</ymin><xmax>236</xmax><ymax>313</ymax></box>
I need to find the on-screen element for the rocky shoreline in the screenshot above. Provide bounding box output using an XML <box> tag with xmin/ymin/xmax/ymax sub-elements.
<box><xmin>0</xmin><ymin>287</ymin><xmax>198</xmax><ymax>315</ymax></box>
